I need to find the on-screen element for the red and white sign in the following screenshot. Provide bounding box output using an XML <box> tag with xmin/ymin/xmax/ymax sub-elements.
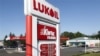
<box><xmin>40</xmin><ymin>44</ymin><xmax>56</xmax><ymax>56</ymax></box>
<box><xmin>38</xmin><ymin>22</ymin><xmax>56</xmax><ymax>40</ymax></box>
<box><xmin>24</xmin><ymin>0</ymin><xmax>60</xmax><ymax>22</ymax></box>
<box><xmin>24</xmin><ymin>0</ymin><xmax>60</xmax><ymax>56</ymax></box>
<box><xmin>10</xmin><ymin>36</ymin><xmax>25</xmax><ymax>40</ymax></box>
<box><xmin>39</xmin><ymin>41</ymin><xmax>56</xmax><ymax>56</ymax></box>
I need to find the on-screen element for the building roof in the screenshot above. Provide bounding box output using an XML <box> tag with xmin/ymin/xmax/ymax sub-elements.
<box><xmin>69</xmin><ymin>37</ymin><xmax>97</xmax><ymax>41</ymax></box>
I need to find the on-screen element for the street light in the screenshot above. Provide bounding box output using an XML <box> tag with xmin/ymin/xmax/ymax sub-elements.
<box><xmin>84</xmin><ymin>37</ymin><xmax>88</xmax><ymax>53</ymax></box>
<box><xmin>98</xmin><ymin>38</ymin><xmax>100</xmax><ymax>48</ymax></box>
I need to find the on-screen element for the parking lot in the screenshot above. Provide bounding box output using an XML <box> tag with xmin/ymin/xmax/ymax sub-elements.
<box><xmin>61</xmin><ymin>47</ymin><xmax>85</xmax><ymax>56</ymax></box>
<box><xmin>0</xmin><ymin>47</ymin><xmax>99</xmax><ymax>56</ymax></box>
<box><xmin>0</xmin><ymin>49</ymin><xmax>25</xmax><ymax>56</ymax></box>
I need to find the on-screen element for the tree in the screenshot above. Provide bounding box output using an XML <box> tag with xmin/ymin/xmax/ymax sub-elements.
<box><xmin>20</xmin><ymin>34</ymin><xmax>23</xmax><ymax>38</ymax></box>
<box><xmin>9</xmin><ymin>32</ymin><xmax>12</xmax><ymax>37</ymax></box>
<box><xmin>9</xmin><ymin>32</ymin><xmax>15</xmax><ymax>37</ymax></box>
<box><xmin>68</xmin><ymin>32</ymin><xmax>75</xmax><ymax>39</ymax></box>
<box><xmin>74</xmin><ymin>32</ymin><xmax>85</xmax><ymax>37</ymax></box>
<box><xmin>60</xmin><ymin>31</ymin><xmax>86</xmax><ymax>39</ymax></box>
<box><xmin>3</xmin><ymin>35</ymin><xmax>8</xmax><ymax>47</ymax></box>
<box><xmin>60</xmin><ymin>31</ymin><xmax>69</xmax><ymax>37</ymax></box>
<box><xmin>61</xmin><ymin>31</ymin><xmax>75</xmax><ymax>39</ymax></box>
<box><xmin>97</xmin><ymin>31</ymin><xmax>100</xmax><ymax>39</ymax></box>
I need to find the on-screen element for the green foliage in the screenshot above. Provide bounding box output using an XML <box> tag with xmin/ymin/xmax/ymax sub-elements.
<box><xmin>20</xmin><ymin>40</ymin><xmax>25</xmax><ymax>46</ymax></box>
<box><xmin>9</xmin><ymin>32</ymin><xmax>15</xmax><ymax>37</ymax></box>
<box><xmin>73</xmin><ymin>52</ymin><xmax>100</xmax><ymax>56</ymax></box>
<box><xmin>3</xmin><ymin>32</ymin><xmax>25</xmax><ymax>47</ymax></box>
<box><xmin>73</xmin><ymin>53</ymin><xmax>86</xmax><ymax>56</ymax></box>
<box><xmin>61</xmin><ymin>31</ymin><xmax>86</xmax><ymax>39</ymax></box>
<box><xmin>61</xmin><ymin>31</ymin><xmax>100</xmax><ymax>39</ymax></box>
<box><xmin>4</xmin><ymin>40</ymin><xmax>17</xmax><ymax>47</ymax></box>
<box><xmin>3</xmin><ymin>35</ymin><xmax>8</xmax><ymax>46</ymax></box>
<box><xmin>62</xmin><ymin>42</ymin><xmax>66</xmax><ymax>45</ymax></box>
<box><xmin>90</xmin><ymin>31</ymin><xmax>100</xmax><ymax>39</ymax></box>
<box><xmin>97</xmin><ymin>31</ymin><xmax>100</xmax><ymax>38</ymax></box>
<box><xmin>74</xmin><ymin>32</ymin><xmax>85</xmax><ymax>37</ymax></box>
<box><xmin>81</xmin><ymin>53</ymin><xmax>100</xmax><ymax>56</ymax></box>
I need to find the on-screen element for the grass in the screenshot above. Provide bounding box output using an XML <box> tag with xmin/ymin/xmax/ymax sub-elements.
<box><xmin>80</xmin><ymin>53</ymin><xmax>100</xmax><ymax>56</ymax></box>
<box><xmin>73</xmin><ymin>52</ymin><xmax>100</xmax><ymax>56</ymax></box>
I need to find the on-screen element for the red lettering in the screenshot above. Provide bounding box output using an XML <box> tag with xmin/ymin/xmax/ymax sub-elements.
<box><xmin>40</xmin><ymin>44</ymin><xmax>56</xmax><ymax>56</ymax></box>
<box><xmin>33</xmin><ymin>0</ymin><xmax>59</xmax><ymax>19</ymax></box>
<box><xmin>38</xmin><ymin>3</ymin><xmax>44</xmax><ymax>13</ymax></box>
<box><xmin>45</xmin><ymin>6</ymin><xmax>49</xmax><ymax>15</ymax></box>
<box><xmin>50</xmin><ymin>9</ymin><xmax>54</xmax><ymax>17</ymax></box>
<box><xmin>55</xmin><ymin>11</ymin><xmax>59</xmax><ymax>19</ymax></box>
<box><xmin>33</xmin><ymin>0</ymin><xmax>38</xmax><ymax>10</ymax></box>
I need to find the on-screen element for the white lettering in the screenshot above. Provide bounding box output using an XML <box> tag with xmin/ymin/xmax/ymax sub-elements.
<box><xmin>40</xmin><ymin>26</ymin><xmax>56</xmax><ymax>39</ymax></box>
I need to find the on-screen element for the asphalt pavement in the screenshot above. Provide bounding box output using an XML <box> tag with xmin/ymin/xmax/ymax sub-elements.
<box><xmin>0</xmin><ymin>49</ymin><xmax>25</xmax><ymax>56</ymax></box>
<box><xmin>0</xmin><ymin>47</ymin><xmax>97</xmax><ymax>56</ymax></box>
<box><xmin>60</xmin><ymin>47</ymin><xmax>85</xmax><ymax>56</ymax></box>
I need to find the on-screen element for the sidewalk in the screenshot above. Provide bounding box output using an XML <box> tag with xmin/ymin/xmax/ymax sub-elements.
<box><xmin>86</xmin><ymin>48</ymin><xmax>100</xmax><ymax>52</ymax></box>
<box><xmin>5</xmin><ymin>48</ymin><xmax>25</xmax><ymax>54</ymax></box>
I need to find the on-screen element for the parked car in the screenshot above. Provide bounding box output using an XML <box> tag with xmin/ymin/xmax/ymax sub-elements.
<box><xmin>79</xmin><ymin>44</ymin><xmax>88</xmax><ymax>47</ymax></box>
<box><xmin>21</xmin><ymin>45</ymin><xmax>26</xmax><ymax>51</ymax></box>
<box><xmin>0</xmin><ymin>46</ymin><xmax>3</xmax><ymax>49</ymax></box>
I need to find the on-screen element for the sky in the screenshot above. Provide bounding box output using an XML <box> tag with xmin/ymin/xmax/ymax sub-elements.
<box><xmin>0</xmin><ymin>0</ymin><xmax>100</xmax><ymax>40</ymax></box>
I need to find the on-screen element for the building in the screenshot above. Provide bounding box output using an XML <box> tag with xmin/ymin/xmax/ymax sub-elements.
<box><xmin>0</xmin><ymin>40</ymin><xmax>4</xmax><ymax>46</ymax></box>
<box><xmin>6</xmin><ymin>36</ymin><xmax>26</xmax><ymax>51</ymax></box>
<box><xmin>66</xmin><ymin>37</ymin><xmax>100</xmax><ymax>47</ymax></box>
<box><xmin>60</xmin><ymin>36</ymin><xmax>69</xmax><ymax>45</ymax></box>
<box><xmin>6</xmin><ymin>36</ymin><xmax>25</xmax><ymax>40</ymax></box>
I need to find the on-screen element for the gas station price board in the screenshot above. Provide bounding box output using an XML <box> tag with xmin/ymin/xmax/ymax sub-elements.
<box><xmin>39</xmin><ymin>42</ymin><xmax>56</xmax><ymax>56</ymax></box>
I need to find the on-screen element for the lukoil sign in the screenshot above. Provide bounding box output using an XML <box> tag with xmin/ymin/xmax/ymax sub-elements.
<box><xmin>33</xmin><ymin>0</ymin><xmax>59</xmax><ymax>19</ymax></box>
<box><xmin>24</xmin><ymin>0</ymin><xmax>60</xmax><ymax>22</ymax></box>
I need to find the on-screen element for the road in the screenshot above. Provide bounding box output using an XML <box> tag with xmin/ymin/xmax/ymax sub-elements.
<box><xmin>60</xmin><ymin>47</ymin><xmax>86</xmax><ymax>56</ymax></box>
<box><xmin>0</xmin><ymin>47</ymin><xmax>92</xmax><ymax>56</ymax></box>
<box><xmin>0</xmin><ymin>49</ymin><xmax>25</xmax><ymax>56</ymax></box>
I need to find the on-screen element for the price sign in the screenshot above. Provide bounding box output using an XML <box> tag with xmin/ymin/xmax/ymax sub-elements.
<box><xmin>40</xmin><ymin>44</ymin><xmax>56</xmax><ymax>56</ymax></box>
